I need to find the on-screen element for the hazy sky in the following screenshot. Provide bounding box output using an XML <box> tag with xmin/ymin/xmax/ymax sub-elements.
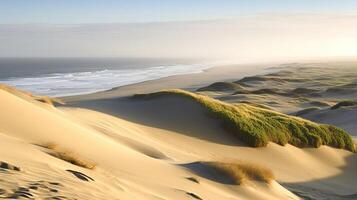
<box><xmin>1</xmin><ymin>0</ymin><xmax>357</xmax><ymax>23</ymax></box>
<box><xmin>1</xmin><ymin>1</ymin><xmax>357</xmax><ymax>60</ymax></box>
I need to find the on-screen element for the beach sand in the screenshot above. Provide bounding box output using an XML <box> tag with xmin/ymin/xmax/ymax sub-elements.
<box><xmin>1</xmin><ymin>61</ymin><xmax>357</xmax><ymax>199</ymax></box>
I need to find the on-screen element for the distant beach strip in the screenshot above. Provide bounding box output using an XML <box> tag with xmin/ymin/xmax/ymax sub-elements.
<box><xmin>0</xmin><ymin>63</ymin><xmax>213</xmax><ymax>97</ymax></box>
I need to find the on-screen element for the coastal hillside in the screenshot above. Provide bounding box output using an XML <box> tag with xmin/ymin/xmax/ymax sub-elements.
<box><xmin>298</xmin><ymin>104</ymin><xmax>357</xmax><ymax>138</ymax></box>
<box><xmin>1</xmin><ymin>64</ymin><xmax>357</xmax><ymax>199</ymax></box>
<box><xmin>195</xmin><ymin>64</ymin><xmax>357</xmax><ymax>114</ymax></box>
<box><xmin>2</xmin><ymin>1</ymin><xmax>357</xmax><ymax>199</ymax></box>
<box><xmin>0</xmin><ymin>84</ymin><xmax>302</xmax><ymax>199</ymax></box>
<box><xmin>133</xmin><ymin>89</ymin><xmax>355</xmax><ymax>151</ymax></box>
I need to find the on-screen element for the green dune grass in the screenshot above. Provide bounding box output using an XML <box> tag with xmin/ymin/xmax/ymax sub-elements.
<box><xmin>234</xmin><ymin>101</ymin><xmax>274</xmax><ymax>110</ymax></box>
<box><xmin>134</xmin><ymin>89</ymin><xmax>355</xmax><ymax>152</ymax></box>
<box><xmin>207</xmin><ymin>161</ymin><xmax>275</xmax><ymax>184</ymax></box>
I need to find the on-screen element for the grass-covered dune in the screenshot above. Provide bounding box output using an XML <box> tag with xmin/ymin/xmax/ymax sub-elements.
<box><xmin>197</xmin><ymin>82</ymin><xmax>245</xmax><ymax>92</ymax></box>
<box><xmin>235</xmin><ymin>75</ymin><xmax>308</xmax><ymax>84</ymax></box>
<box><xmin>331</xmin><ymin>100</ymin><xmax>357</xmax><ymax>110</ymax></box>
<box><xmin>134</xmin><ymin>89</ymin><xmax>355</xmax><ymax>152</ymax></box>
<box><xmin>234</xmin><ymin>101</ymin><xmax>274</xmax><ymax>111</ymax></box>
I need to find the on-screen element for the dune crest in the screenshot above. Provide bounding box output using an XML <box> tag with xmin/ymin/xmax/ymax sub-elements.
<box><xmin>134</xmin><ymin>89</ymin><xmax>355</xmax><ymax>151</ymax></box>
<box><xmin>0</xmin><ymin>84</ymin><xmax>64</xmax><ymax>106</ymax></box>
<box><xmin>0</xmin><ymin>85</ymin><xmax>301</xmax><ymax>199</ymax></box>
<box><xmin>1</xmin><ymin>63</ymin><xmax>357</xmax><ymax>199</ymax></box>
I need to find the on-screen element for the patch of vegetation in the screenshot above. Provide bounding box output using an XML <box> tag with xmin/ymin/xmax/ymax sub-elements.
<box><xmin>0</xmin><ymin>84</ymin><xmax>64</xmax><ymax>106</ymax></box>
<box><xmin>40</xmin><ymin>143</ymin><xmax>96</xmax><ymax>169</ymax></box>
<box><xmin>234</xmin><ymin>101</ymin><xmax>274</xmax><ymax>110</ymax></box>
<box><xmin>32</xmin><ymin>96</ymin><xmax>64</xmax><ymax>106</ymax></box>
<box><xmin>205</xmin><ymin>161</ymin><xmax>274</xmax><ymax>185</ymax></box>
<box><xmin>197</xmin><ymin>82</ymin><xmax>245</xmax><ymax>92</ymax></box>
<box><xmin>331</xmin><ymin>100</ymin><xmax>357</xmax><ymax>110</ymax></box>
<box><xmin>134</xmin><ymin>89</ymin><xmax>355</xmax><ymax>152</ymax></box>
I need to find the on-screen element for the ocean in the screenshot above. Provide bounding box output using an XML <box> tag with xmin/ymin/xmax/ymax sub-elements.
<box><xmin>0</xmin><ymin>57</ymin><xmax>212</xmax><ymax>97</ymax></box>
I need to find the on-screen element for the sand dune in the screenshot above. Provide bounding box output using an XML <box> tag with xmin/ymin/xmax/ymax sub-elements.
<box><xmin>300</xmin><ymin>106</ymin><xmax>357</xmax><ymax>137</ymax></box>
<box><xmin>67</xmin><ymin>88</ymin><xmax>356</xmax><ymax>198</ymax></box>
<box><xmin>0</xmin><ymin>84</ymin><xmax>301</xmax><ymax>199</ymax></box>
<box><xmin>197</xmin><ymin>82</ymin><xmax>245</xmax><ymax>92</ymax></box>
<box><xmin>1</xmin><ymin>62</ymin><xmax>357</xmax><ymax>199</ymax></box>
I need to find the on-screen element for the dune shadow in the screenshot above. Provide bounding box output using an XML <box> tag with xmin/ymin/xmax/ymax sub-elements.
<box><xmin>66</xmin><ymin>95</ymin><xmax>245</xmax><ymax>147</ymax></box>
<box><xmin>179</xmin><ymin>162</ymin><xmax>236</xmax><ymax>184</ymax></box>
<box><xmin>66</xmin><ymin>170</ymin><xmax>94</xmax><ymax>182</ymax></box>
<box><xmin>282</xmin><ymin>154</ymin><xmax>357</xmax><ymax>200</ymax></box>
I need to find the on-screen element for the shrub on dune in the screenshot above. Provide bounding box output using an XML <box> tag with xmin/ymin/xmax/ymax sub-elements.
<box><xmin>133</xmin><ymin>89</ymin><xmax>355</xmax><ymax>152</ymax></box>
<box><xmin>39</xmin><ymin>143</ymin><xmax>96</xmax><ymax>169</ymax></box>
<box><xmin>32</xmin><ymin>96</ymin><xmax>63</xmax><ymax>105</ymax></box>
<box><xmin>204</xmin><ymin>161</ymin><xmax>274</xmax><ymax>185</ymax></box>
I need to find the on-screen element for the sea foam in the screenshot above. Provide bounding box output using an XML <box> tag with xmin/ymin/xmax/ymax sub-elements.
<box><xmin>1</xmin><ymin>64</ymin><xmax>212</xmax><ymax>97</ymax></box>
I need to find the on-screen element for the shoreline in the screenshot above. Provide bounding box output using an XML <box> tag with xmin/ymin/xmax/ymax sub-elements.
<box><xmin>0</xmin><ymin>61</ymin><xmax>215</xmax><ymax>98</ymax></box>
<box><xmin>62</xmin><ymin>58</ymin><xmax>357</xmax><ymax>103</ymax></box>
<box><xmin>1</xmin><ymin>60</ymin><xmax>357</xmax><ymax>200</ymax></box>
<box><xmin>62</xmin><ymin>62</ymin><xmax>279</xmax><ymax>103</ymax></box>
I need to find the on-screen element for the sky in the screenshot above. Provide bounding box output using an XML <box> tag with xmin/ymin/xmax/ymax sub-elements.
<box><xmin>1</xmin><ymin>0</ymin><xmax>357</xmax><ymax>23</ymax></box>
<box><xmin>1</xmin><ymin>0</ymin><xmax>357</xmax><ymax>60</ymax></box>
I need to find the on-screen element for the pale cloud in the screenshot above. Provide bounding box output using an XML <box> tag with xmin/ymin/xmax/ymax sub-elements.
<box><xmin>1</xmin><ymin>13</ymin><xmax>357</xmax><ymax>61</ymax></box>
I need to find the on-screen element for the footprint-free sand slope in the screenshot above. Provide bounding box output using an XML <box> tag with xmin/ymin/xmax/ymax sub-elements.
<box><xmin>0</xmin><ymin>85</ymin><xmax>301</xmax><ymax>199</ymax></box>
